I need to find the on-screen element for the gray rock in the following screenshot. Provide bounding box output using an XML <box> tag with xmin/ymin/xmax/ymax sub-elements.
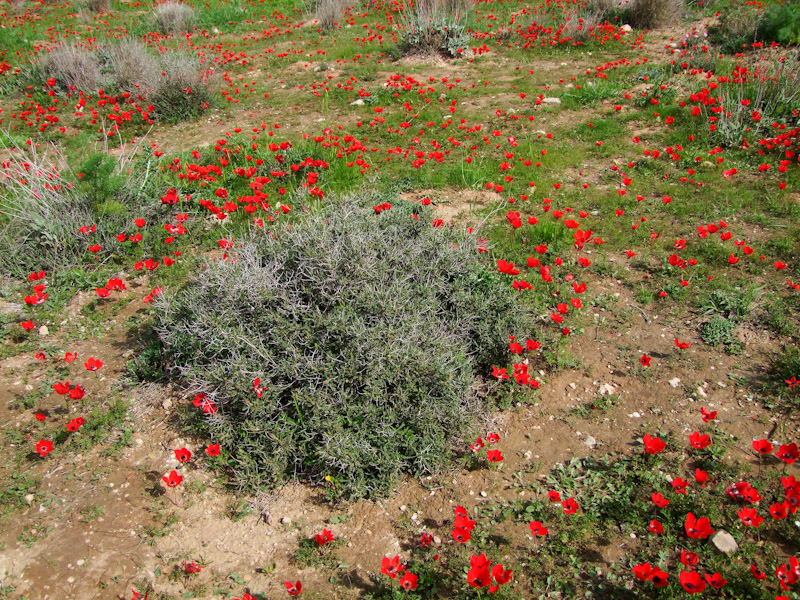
<box><xmin>584</xmin><ymin>435</ymin><xmax>597</xmax><ymax>449</ymax></box>
<box><xmin>542</xmin><ymin>97</ymin><xmax>561</xmax><ymax>105</ymax></box>
<box><xmin>710</xmin><ymin>530</ymin><xmax>738</xmax><ymax>555</ymax></box>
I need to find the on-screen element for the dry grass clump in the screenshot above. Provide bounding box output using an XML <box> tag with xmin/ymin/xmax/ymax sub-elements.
<box><xmin>87</xmin><ymin>0</ymin><xmax>111</xmax><ymax>12</ymax></box>
<box><xmin>41</xmin><ymin>44</ymin><xmax>102</xmax><ymax>91</ymax></box>
<box><xmin>38</xmin><ymin>40</ymin><xmax>211</xmax><ymax>120</ymax></box>
<box><xmin>106</xmin><ymin>40</ymin><xmax>159</xmax><ymax>97</ymax></box>
<box><xmin>154</xmin><ymin>1</ymin><xmax>196</xmax><ymax>35</ymax></box>
<box><xmin>396</xmin><ymin>0</ymin><xmax>473</xmax><ymax>57</ymax></box>
<box><xmin>623</xmin><ymin>0</ymin><xmax>684</xmax><ymax>30</ymax></box>
<box><xmin>315</xmin><ymin>0</ymin><xmax>349</xmax><ymax>30</ymax></box>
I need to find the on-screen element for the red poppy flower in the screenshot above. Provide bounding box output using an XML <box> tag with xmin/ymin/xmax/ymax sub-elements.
<box><xmin>284</xmin><ymin>580</ymin><xmax>302</xmax><ymax>596</ymax></box>
<box><xmin>492</xmin><ymin>563</ymin><xmax>512</xmax><ymax>586</ymax></box>
<box><xmin>689</xmin><ymin>431</ymin><xmax>711</xmax><ymax>449</ymax></box>
<box><xmin>750</xmin><ymin>564</ymin><xmax>766</xmax><ymax>580</ymax></box>
<box><xmin>53</xmin><ymin>381</ymin><xmax>70</xmax><ymax>395</ymax></box>
<box><xmin>84</xmin><ymin>357</ymin><xmax>103</xmax><ymax>371</ymax></box>
<box><xmin>205</xmin><ymin>444</ymin><xmax>221</xmax><ymax>457</ymax></box>
<box><xmin>315</xmin><ymin>529</ymin><xmax>335</xmax><ymax>546</ymax></box>
<box><xmin>381</xmin><ymin>555</ymin><xmax>405</xmax><ymax>578</ymax></box>
<box><xmin>680</xmin><ymin>549</ymin><xmax>699</xmax><ymax>567</ymax></box>
<box><xmin>633</xmin><ymin>563</ymin><xmax>653</xmax><ymax>581</ymax></box>
<box><xmin>20</xmin><ymin>320</ymin><xmax>35</xmax><ymax>331</ymax></box>
<box><xmin>548</xmin><ymin>490</ymin><xmax>561</xmax><ymax>502</ymax></box>
<box><xmin>705</xmin><ymin>572</ymin><xmax>727</xmax><ymax>589</ymax></box>
<box><xmin>752</xmin><ymin>439</ymin><xmax>773</xmax><ymax>455</ymax></box>
<box><xmin>642</xmin><ymin>434</ymin><xmax>666</xmax><ymax>454</ymax></box>
<box><xmin>680</xmin><ymin>570</ymin><xmax>706</xmax><ymax>594</ymax></box>
<box><xmin>486</xmin><ymin>432</ymin><xmax>500</xmax><ymax>444</ymax></box>
<box><xmin>36</xmin><ymin>439</ymin><xmax>54</xmax><ymax>457</ymax></box>
<box><xmin>467</xmin><ymin>563</ymin><xmax>491</xmax><ymax>588</ymax></box>
<box><xmin>399</xmin><ymin>572</ymin><xmax>418</xmax><ymax>590</ymax></box>
<box><xmin>66</xmin><ymin>417</ymin><xmax>85</xmax><ymax>432</ymax></box>
<box><xmin>684</xmin><ymin>513</ymin><xmax>714</xmax><ymax>539</ymax></box>
<box><xmin>650</xmin><ymin>567</ymin><xmax>669</xmax><ymax>587</ymax></box>
<box><xmin>64</xmin><ymin>352</ymin><xmax>78</xmax><ymax>363</ymax></box>
<box><xmin>770</xmin><ymin>502</ymin><xmax>789</xmax><ymax>520</ymax></box>
<box><xmin>529</xmin><ymin>520</ymin><xmax>548</xmax><ymax>536</ymax></box>
<box><xmin>470</xmin><ymin>437</ymin><xmax>485</xmax><ymax>452</ymax></box>
<box><xmin>174</xmin><ymin>447</ymin><xmax>192</xmax><ymax>463</ymax></box>
<box><xmin>776</xmin><ymin>558</ymin><xmax>799</xmax><ymax>590</ymax></box>
<box><xmin>649</xmin><ymin>519</ymin><xmax>664</xmax><ymax>534</ymax></box>
<box><xmin>68</xmin><ymin>385</ymin><xmax>85</xmax><ymax>400</ymax></box>
<box><xmin>562</xmin><ymin>497</ymin><xmax>579</xmax><ymax>515</ymax></box>
<box><xmin>776</xmin><ymin>443</ymin><xmax>799</xmax><ymax>464</ymax></box>
<box><xmin>35</xmin><ymin>352</ymin><xmax>46</xmax><ymax>360</ymax></box>
<box><xmin>694</xmin><ymin>469</ymin><xmax>708</xmax><ymax>485</ymax></box>
<box><xmin>162</xmin><ymin>470</ymin><xmax>183</xmax><ymax>487</ymax></box>
<box><xmin>184</xmin><ymin>562</ymin><xmax>203</xmax><ymax>574</ymax></box>
<box><xmin>487</xmin><ymin>449</ymin><xmax>504</xmax><ymax>463</ymax></box>
<box><xmin>674</xmin><ymin>338</ymin><xmax>691</xmax><ymax>349</ymax></box>
<box><xmin>639</xmin><ymin>354</ymin><xmax>651</xmax><ymax>366</ymax></box>
<box><xmin>737</xmin><ymin>507</ymin><xmax>763</xmax><ymax>527</ymax></box>
<box><xmin>700</xmin><ymin>406</ymin><xmax>717</xmax><ymax>422</ymax></box>
<box><xmin>651</xmin><ymin>492</ymin><xmax>669</xmax><ymax>507</ymax></box>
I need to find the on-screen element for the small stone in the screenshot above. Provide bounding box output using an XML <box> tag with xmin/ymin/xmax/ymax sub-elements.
<box><xmin>161</xmin><ymin>399</ymin><xmax>172</xmax><ymax>411</ymax></box>
<box><xmin>584</xmin><ymin>435</ymin><xmax>597</xmax><ymax>449</ymax></box>
<box><xmin>629</xmin><ymin>412</ymin><xmax>641</xmax><ymax>418</ymax></box>
<box><xmin>710</xmin><ymin>530</ymin><xmax>738</xmax><ymax>555</ymax></box>
<box><xmin>350</xmin><ymin>99</ymin><xmax>365</xmax><ymax>106</ymax></box>
<box><xmin>621</xmin><ymin>24</ymin><xmax>633</xmax><ymax>32</ymax></box>
<box><xmin>669</xmin><ymin>378</ymin><xmax>681</xmax><ymax>388</ymax></box>
<box><xmin>480</xmin><ymin>491</ymin><xmax>487</xmax><ymax>498</ymax></box>
<box><xmin>280</xmin><ymin>517</ymin><xmax>291</xmax><ymax>525</ymax></box>
<box><xmin>38</xmin><ymin>325</ymin><xmax>49</xmax><ymax>336</ymax></box>
<box><xmin>432</xmin><ymin>536</ymin><xmax>442</xmax><ymax>545</ymax></box>
<box><xmin>598</xmin><ymin>383</ymin><xmax>615</xmax><ymax>396</ymax></box>
<box><xmin>542</xmin><ymin>97</ymin><xmax>561</xmax><ymax>104</ymax></box>
<box><xmin>25</xmin><ymin>493</ymin><xmax>34</xmax><ymax>505</ymax></box>
<box><xmin>697</xmin><ymin>387</ymin><xmax>707</xmax><ymax>398</ymax></box>
<box><xmin>399</xmin><ymin>505</ymin><xmax>407</xmax><ymax>512</ymax></box>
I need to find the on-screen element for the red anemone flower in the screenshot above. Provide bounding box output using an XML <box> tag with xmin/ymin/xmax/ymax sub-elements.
<box><xmin>679</xmin><ymin>571</ymin><xmax>706</xmax><ymax>594</ymax></box>
<box><xmin>381</xmin><ymin>555</ymin><xmax>405</xmax><ymax>579</ymax></box>
<box><xmin>284</xmin><ymin>580</ymin><xmax>302</xmax><ymax>596</ymax></box>
<box><xmin>315</xmin><ymin>529</ymin><xmax>335</xmax><ymax>546</ymax></box>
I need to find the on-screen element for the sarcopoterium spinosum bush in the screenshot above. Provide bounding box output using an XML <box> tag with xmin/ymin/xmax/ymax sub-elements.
<box><xmin>156</xmin><ymin>193</ymin><xmax>532</xmax><ymax>499</ymax></box>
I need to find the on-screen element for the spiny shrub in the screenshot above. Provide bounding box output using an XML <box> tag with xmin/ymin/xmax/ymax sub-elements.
<box><xmin>396</xmin><ymin>0</ymin><xmax>472</xmax><ymax>58</ymax></box>
<box><xmin>156</xmin><ymin>193</ymin><xmax>531</xmax><ymax>499</ymax></box>
<box><xmin>154</xmin><ymin>1</ymin><xmax>196</xmax><ymax>35</ymax></box>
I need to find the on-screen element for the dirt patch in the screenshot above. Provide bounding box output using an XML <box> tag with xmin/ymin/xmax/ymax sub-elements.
<box><xmin>399</xmin><ymin>188</ymin><xmax>502</xmax><ymax>225</ymax></box>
